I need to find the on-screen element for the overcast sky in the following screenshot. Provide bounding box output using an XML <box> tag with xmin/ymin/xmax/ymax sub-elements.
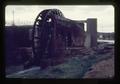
<box><xmin>5</xmin><ymin>5</ymin><xmax>114</xmax><ymax>33</ymax></box>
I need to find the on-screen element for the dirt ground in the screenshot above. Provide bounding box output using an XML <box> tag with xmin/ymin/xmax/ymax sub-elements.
<box><xmin>83</xmin><ymin>56</ymin><xmax>114</xmax><ymax>78</ymax></box>
<box><xmin>6</xmin><ymin>42</ymin><xmax>114</xmax><ymax>78</ymax></box>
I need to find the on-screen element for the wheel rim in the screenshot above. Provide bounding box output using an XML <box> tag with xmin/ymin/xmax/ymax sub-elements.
<box><xmin>32</xmin><ymin>10</ymin><xmax>57</xmax><ymax>60</ymax></box>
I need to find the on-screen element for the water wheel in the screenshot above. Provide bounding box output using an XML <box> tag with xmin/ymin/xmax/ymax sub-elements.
<box><xmin>32</xmin><ymin>9</ymin><xmax>64</xmax><ymax>66</ymax></box>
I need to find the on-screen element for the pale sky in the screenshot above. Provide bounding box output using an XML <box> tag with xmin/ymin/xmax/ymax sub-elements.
<box><xmin>5</xmin><ymin>5</ymin><xmax>114</xmax><ymax>33</ymax></box>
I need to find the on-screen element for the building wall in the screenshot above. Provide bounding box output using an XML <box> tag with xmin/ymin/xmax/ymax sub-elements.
<box><xmin>97</xmin><ymin>32</ymin><xmax>114</xmax><ymax>40</ymax></box>
<box><xmin>5</xmin><ymin>26</ymin><xmax>32</xmax><ymax>66</ymax></box>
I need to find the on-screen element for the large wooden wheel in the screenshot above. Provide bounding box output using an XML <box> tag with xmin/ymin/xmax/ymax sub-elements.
<box><xmin>32</xmin><ymin>10</ymin><xmax>60</xmax><ymax>65</ymax></box>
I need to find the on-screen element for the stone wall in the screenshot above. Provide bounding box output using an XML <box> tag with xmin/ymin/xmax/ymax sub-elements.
<box><xmin>5</xmin><ymin>26</ymin><xmax>32</xmax><ymax>66</ymax></box>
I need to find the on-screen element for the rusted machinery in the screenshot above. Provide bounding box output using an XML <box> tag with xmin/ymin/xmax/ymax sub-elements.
<box><xmin>30</xmin><ymin>9</ymin><xmax>86</xmax><ymax>68</ymax></box>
